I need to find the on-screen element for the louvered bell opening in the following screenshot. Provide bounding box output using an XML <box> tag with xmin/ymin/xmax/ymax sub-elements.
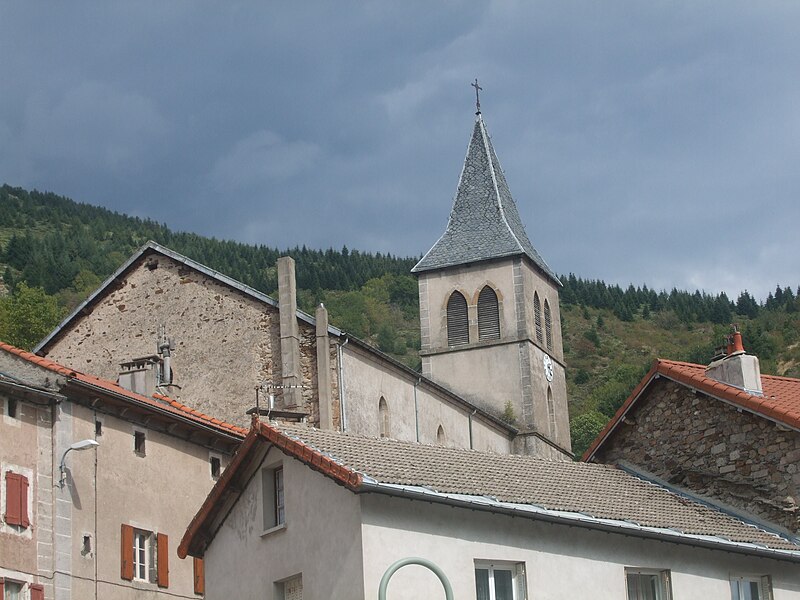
<box><xmin>544</xmin><ymin>300</ymin><xmax>553</xmax><ymax>350</ymax></box>
<box><xmin>534</xmin><ymin>294</ymin><xmax>543</xmax><ymax>344</ymax></box>
<box><xmin>447</xmin><ymin>292</ymin><xmax>469</xmax><ymax>346</ymax></box>
<box><xmin>477</xmin><ymin>286</ymin><xmax>500</xmax><ymax>341</ymax></box>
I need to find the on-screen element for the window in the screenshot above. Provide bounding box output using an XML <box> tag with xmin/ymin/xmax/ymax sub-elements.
<box><xmin>533</xmin><ymin>293</ymin><xmax>543</xmax><ymax>344</ymax></box>
<box><xmin>543</xmin><ymin>299</ymin><xmax>553</xmax><ymax>350</ymax></box>
<box><xmin>546</xmin><ymin>387</ymin><xmax>556</xmax><ymax>439</ymax></box>
<box><xmin>6</xmin><ymin>398</ymin><xmax>17</xmax><ymax>419</ymax></box>
<box><xmin>210</xmin><ymin>455</ymin><xmax>221</xmax><ymax>480</ymax></box>
<box><xmin>730</xmin><ymin>575</ymin><xmax>773</xmax><ymax>600</ymax></box>
<box><xmin>120</xmin><ymin>524</ymin><xmax>169</xmax><ymax>587</ymax></box>
<box><xmin>477</xmin><ymin>286</ymin><xmax>500</xmax><ymax>341</ymax></box>
<box><xmin>378</xmin><ymin>397</ymin><xmax>390</xmax><ymax>438</ymax></box>
<box><xmin>277</xmin><ymin>574</ymin><xmax>303</xmax><ymax>600</ymax></box>
<box><xmin>262</xmin><ymin>465</ymin><xmax>286</xmax><ymax>532</ymax></box>
<box><xmin>134</xmin><ymin>430</ymin><xmax>146</xmax><ymax>456</ymax></box>
<box><xmin>436</xmin><ymin>425</ymin><xmax>446</xmax><ymax>446</ymax></box>
<box><xmin>625</xmin><ymin>568</ymin><xmax>671</xmax><ymax>600</ymax></box>
<box><xmin>447</xmin><ymin>291</ymin><xmax>469</xmax><ymax>346</ymax></box>
<box><xmin>1</xmin><ymin>580</ymin><xmax>22</xmax><ymax>600</ymax></box>
<box><xmin>475</xmin><ymin>562</ymin><xmax>526</xmax><ymax>600</ymax></box>
<box><xmin>4</xmin><ymin>471</ymin><xmax>30</xmax><ymax>529</ymax></box>
<box><xmin>95</xmin><ymin>419</ymin><xmax>103</xmax><ymax>436</ymax></box>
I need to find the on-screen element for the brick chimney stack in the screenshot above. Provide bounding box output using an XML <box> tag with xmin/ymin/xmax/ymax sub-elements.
<box><xmin>705</xmin><ymin>325</ymin><xmax>763</xmax><ymax>395</ymax></box>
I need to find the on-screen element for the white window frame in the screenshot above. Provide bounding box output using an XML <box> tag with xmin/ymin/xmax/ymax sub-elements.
<box><xmin>3</xmin><ymin>579</ymin><xmax>24</xmax><ymax>600</ymax></box>
<box><xmin>625</xmin><ymin>567</ymin><xmax>672</xmax><ymax>600</ymax></box>
<box><xmin>730</xmin><ymin>575</ymin><xmax>773</xmax><ymax>600</ymax></box>
<box><xmin>474</xmin><ymin>561</ymin><xmax>527</xmax><ymax>600</ymax></box>
<box><xmin>132</xmin><ymin>529</ymin><xmax>153</xmax><ymax>582</ymax></box>
<box><xmin>261</xmin><ymin>457</ymin><xmax>286</xmax><ymax>536</ymax></box>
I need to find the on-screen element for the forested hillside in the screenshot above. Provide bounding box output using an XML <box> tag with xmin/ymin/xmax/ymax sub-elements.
<box><xmin>2</xmin><ymin>184</ymin><xmax>799</xmax><ymax>456</ymax></box>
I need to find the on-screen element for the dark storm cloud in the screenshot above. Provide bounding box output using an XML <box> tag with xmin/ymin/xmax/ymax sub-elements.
<box><xmin>1</xmin><ymin>2</ymin><xmax>798</xmax><ymax>299</ymax></box>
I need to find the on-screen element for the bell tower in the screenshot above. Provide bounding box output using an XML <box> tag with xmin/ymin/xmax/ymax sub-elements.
<box><xmin>413</xmin><ymin>108</ymin><xmax>571</xmax><ymax>458</ymax></box>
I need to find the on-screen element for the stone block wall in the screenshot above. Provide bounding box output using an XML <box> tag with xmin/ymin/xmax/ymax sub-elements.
<box><xmin>595</xmin><ymin>378</ymin><xmax>800</xmax><ymax>534</ymax></box>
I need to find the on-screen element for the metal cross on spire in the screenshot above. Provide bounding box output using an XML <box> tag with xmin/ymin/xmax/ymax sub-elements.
<box><xmin>471</xmin><ymin>78</ymin><xmax>483</xmax><ymax>114</ymax></box>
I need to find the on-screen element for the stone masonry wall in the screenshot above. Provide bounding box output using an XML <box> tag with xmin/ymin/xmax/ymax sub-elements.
<box><xmin>596</xmin><ymin>378</ymin><xmax>800</xmax><ymax>534</ymax></box>
<box><xmin>44</xmin><ymin>255</ymin><xmax>337</xmax><ymax>429</ymax></box>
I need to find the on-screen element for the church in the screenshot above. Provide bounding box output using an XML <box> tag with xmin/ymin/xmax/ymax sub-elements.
<box><xmin>34</xmin><ymin>106</ymin><xmax>571</xmax><ymax>460</ymax></box>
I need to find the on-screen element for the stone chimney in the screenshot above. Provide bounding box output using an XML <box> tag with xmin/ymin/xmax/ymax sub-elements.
<box><xmin>118</xmin><ymin>356</ymin><xmax>162</xmax><ymax>397</ymax></box>
<box><xmin>705</xmin><ymin>326</ymin><xmax>763</xmax><ymax>395</ymax></box>
<box><xmin>277</xmin><ymin>256</ymin><xmax>302</xmax><ymax>408</ymax></box>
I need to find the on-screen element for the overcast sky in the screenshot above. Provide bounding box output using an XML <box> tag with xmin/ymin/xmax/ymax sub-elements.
<box><xmin>2</xmin><ymin>2</ymin><xmax>798</xmax><ymax>300</ymax></box>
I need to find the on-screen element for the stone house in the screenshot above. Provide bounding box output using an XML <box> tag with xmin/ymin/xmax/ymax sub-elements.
<box><xmin>0</xmin><ymin>341</ymin><xmax>245</xmax><ymax>599</ymax></box>
<box><xmin>584</xmin><ymin>331</ymin><xmax>800</xmax><ymax>536</ymax></box>
<box><xmin>178</xmin><ymin>419</ymin><xmax>800</xmax><ymax>600</ymax></box>
<box><xmin>33</xmin><ymin>111</ymin><xmax>572</xmax><ymax>459</ymax></box>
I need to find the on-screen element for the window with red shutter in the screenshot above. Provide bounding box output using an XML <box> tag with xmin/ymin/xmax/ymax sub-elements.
<box><xmin>0</xmin><ymin>578</ymin><xmax>4</xmax><ymax>597</ymax></box>
<box><xmin>30</xmin><ymin>583</ymin><xmax>45</xmax><ymax>600</ymax></box>
<box><xmin>157</xmin><ymin>533</ymin><xmax>169</xmax><ymax>588</ymax></box>
<box><xmin>4</xmin><ymin>471</ymin><xmax>29</xmax><ymax>528</ymax></box>
<box><xmin>121</xmin><ymin>524</ymin><xmax>134</xmax><ymax>580</ymax></box>
<box><xmin>193</xmin><ymin>557</ymin><xmax>205</xmax><ymax>595</ymax></box>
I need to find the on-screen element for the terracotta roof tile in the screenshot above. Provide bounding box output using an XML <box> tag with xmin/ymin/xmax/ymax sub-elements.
<box><xmin>0</xmin><ymin>341</ymin><xmax>247</xmax><ymax>438</ymax></box>
<box><xmin>583</xmin><ymin>358</ymin><xmax>800</xmax><ymax>461</ymax></box>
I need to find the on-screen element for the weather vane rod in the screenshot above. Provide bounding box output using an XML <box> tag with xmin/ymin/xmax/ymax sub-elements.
<box><xmin>471</xmin><ymin>78</ymin><xmax>483</xmax><ymax>115</ymax></box>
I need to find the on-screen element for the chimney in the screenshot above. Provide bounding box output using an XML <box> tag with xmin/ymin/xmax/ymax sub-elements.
<box><xmin>277</xmin><ymin>256</ymin><xmax>302</xmax><ymax>408</ymax></box>
<box><xmin>316</xmin><ymin>303</ymin><xmax>334</xmax><ymax>429</ymax></box>
<box><xmin>118</xmin><ymin>356</ymin><xmax>162</xmax><ymax>397</ymax></box>
<box><xmin>705</xmin><ymin>325</ymin><xmax>763</xmax><ymax>395</ymax></box>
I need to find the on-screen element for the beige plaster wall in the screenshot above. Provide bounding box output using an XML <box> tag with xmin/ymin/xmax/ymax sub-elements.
<box><xmin>204</xmin><ymin>446</ymin><xmax>364</xmax><ymax>600</ymax></box>
<box><xmin>360</xmin><ymin>494</ymin><xmax>800</xmax><ymax>600</ymax></box>
<box><xmin>340</xmin><ymin>344</ymin><xmax>512</xmax><ymax>454</ymax></box>
<box><xmin>0</xmin><ymin>394</ymin><xmax>43</xmax><ymax>584</ymax></box>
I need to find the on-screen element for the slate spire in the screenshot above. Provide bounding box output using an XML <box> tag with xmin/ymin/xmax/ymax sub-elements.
<box><xmin>412</xmin><ymin>114</ymin><xmax>560</xmax><ymax>284</ymax></box>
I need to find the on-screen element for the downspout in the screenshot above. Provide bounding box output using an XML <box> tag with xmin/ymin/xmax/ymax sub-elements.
<box><xmin>337</xmin><ymin>337</ymin><xmax>349</xmax><ymax>432</ymax></box>
<box><xmin>469</xmin><ymin>409</ymin><xmax>476</xmax><ymax>449</ymax></box>
<box><xmin>413</xmin><ymin>378</ymin><xmax>421</xmax><ymax>442</ymax></box>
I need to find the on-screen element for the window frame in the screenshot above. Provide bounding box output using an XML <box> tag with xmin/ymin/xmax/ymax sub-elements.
<box><xmin>474</xmin><ymin>561</ymin><xmax>527</xmax><ymax>600</ymax></box>
<box><xmin>132</xmin><ymin>528</ymin><xmax>152</xmax><ymax>582</ymax></box>
<box><xmin>730</xmin><ymin>575</ymin><xmax>773</xmax><ymax>600</ymax></box>
<box><xmin>625</xmin><ymin>567</ymin><xmax>672</xmax><ymax>600</ymax></box>
<box><xmin>261</xmin><ymin>460</ymin><xmax>287</xmax><ymax>535</ymax></box>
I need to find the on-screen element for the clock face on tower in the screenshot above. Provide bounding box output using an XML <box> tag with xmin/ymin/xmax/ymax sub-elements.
<box><xmin>543</xmin><ymin>354</ymin><xmax>554</xmax><ymax>382</ymax></box>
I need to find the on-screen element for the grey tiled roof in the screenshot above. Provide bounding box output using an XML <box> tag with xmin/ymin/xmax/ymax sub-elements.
<box><xmin>412</xmin><ymin>115</ymin><xmax>560</xmax><ymax>285</ymax></box>
<box><xmin>276</xmin><ymin>424</ymin><xmax>798</xmax><ymax>552</ymax></box>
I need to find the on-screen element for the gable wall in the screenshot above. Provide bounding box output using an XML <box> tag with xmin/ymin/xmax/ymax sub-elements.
<box><xmin>594</xmin><ymin>378</ymin><xmax>800</xmax><ymax>534</ymax></box>
<box><xmin>42</xmin><ymin>255</ymin><xmax>338</xmax><ymax>428</ymax></box>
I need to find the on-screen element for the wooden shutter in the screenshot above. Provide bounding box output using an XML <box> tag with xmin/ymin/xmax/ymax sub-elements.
<box><xmin>193</xmin><ymin>557</ymin><xmax>205</xmax><ymax>595</ymax></box>
<box><xmin>4</xmin><ymin>472</ymin><xmax>22</xmax><ymax>526</ymax></box>
<box><xmin>477</xmin><ymin>286</ymin><xmax>500</xmax><ymax>341</ymax></box>
<box><xmin>19</xmin><ymin>474</ymin><xmax>30</xmax><ymax>528</ymax></box>
<box><xmin>30</xmin><ymin>583</ymin><xmax>45</xmax><ymax>600</ymax></box>
<box><xmin>157</xmin><ymin>533</ymin><xmax>169</xmax><ymax>588</ymax></box>
<box><xmin>0</xmin><ymin>578</ymin><xmax>4</xmax><ymax>597</ymax></box>
<box><xmin>121</xmin><ymin>524</ymin><xmax>134</xmax><ymax>580</ymax></box>
<box><xmin>446</xmin><ymin>292</ymin><xmax>469</xmax><ymax>346</ymax></box>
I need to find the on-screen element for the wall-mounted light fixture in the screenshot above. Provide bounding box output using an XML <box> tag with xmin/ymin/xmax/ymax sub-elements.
<box><xmin>59</xmin><ymin>439</ymin><xmax>99</xmax><ymax>487</ymax></box>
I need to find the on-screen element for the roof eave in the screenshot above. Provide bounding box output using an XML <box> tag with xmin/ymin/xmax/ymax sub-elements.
<box><xmin>358</xmin><ymin>481</ymin><xmax>800</xmax><ymax>562</ymax></box>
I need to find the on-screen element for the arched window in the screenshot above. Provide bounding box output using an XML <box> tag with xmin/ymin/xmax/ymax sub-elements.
<box><xmin>446</xmin><ymin>291</ymin><xmax>469</xmax><ymax>346</ymax></box>
<box><xmin>533</xmin><ymin>293</ymin><xmax>543</xmax><ymax>344</ymax></box>
<box><xmin>436</xmin><ymin>425</ymin><xmax>446</xmax><ymax>446</ymax></box>
<box><xmin>546</xmin><ymin>386</ymin><xmax>557</xmax><ymax>439</ymax></box>
<box><xmin>378</xmin><ymin>397</ymin><xmax>390</xmax><ymax>438</ymax></box>
<box><xmin>544</xmin><ymin>299</ymin><xmax>553</xmax><ymax>350</ymax></box>
<box><xmin>477</xmin><ymin>286</ymin><xmax>500</xmax><ymax>341</ymax></box>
